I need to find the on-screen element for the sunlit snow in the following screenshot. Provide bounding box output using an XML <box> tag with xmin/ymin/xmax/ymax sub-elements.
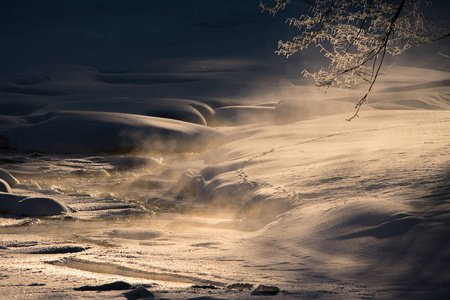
<box><xmin>0</xmin><ymin>0</ymin><xmax>449</xmax><ymax>299</ymax></box>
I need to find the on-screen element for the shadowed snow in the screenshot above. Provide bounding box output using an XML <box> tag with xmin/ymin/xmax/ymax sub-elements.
<box><xmin>0</xmin><ymin>110</ymin><xmax>225</xmax><ymax>154</ymax></box>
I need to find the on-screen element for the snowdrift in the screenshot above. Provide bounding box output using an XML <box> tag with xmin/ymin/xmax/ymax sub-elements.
<box><xmin>0</xmin><ymin>110</ymin><xmax>224</xmax><ymax>154</ymax></box>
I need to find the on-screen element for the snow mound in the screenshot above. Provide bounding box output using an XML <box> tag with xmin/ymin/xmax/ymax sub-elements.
<box><xmin>0</xmin><ymin>168</ymin><xmax>20</xmax><ymax>187</ymax></box>
<box><xmin>169</xmin><ymin>168</ymin><xmax>260</xmax><ymax>213</ymax></box>
<box><xmin>0</xmin><ymin>110</ymin><xmax>225</xmax><ymax>154</ymax></box>
<box><xmin>0</xmin><ymin>193</ymin><xmax>26</xmax><ymax>213</ymax></box>
<box><xmin>314</xmin><ymin>199</ymin><xmax>419</xmax><ymax>240</ymax></box>
<box><xmin>32</xmin><ymin>98</ymin><xmax>215</xmax><ymax>126</ymax></box>
<box><xmin>9</xmin><ymin>197</ymin><xmax>71</xmax><ymax>217</ymax></box>
<box><xmin>0</xmin><ymin>179</ymin><xmax>11</xmax><ymax>193</ymax></box>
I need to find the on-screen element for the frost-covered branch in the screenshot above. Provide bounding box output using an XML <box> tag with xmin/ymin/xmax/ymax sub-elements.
<box><xmin>260</xmin><ymin>0</ymin><xmax>291</xmax><ymax>15</ymax></box>
<box><xmin>261</xmin><ymin>0</ymin><xmax>449</xmax><ymax>120</ymax></box>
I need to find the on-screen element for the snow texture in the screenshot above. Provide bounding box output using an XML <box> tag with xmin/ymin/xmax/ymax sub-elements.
<box><xmin>0</xmin><ymin>0</ymin><xmax>449</xmax><ymax>299</ymax></box>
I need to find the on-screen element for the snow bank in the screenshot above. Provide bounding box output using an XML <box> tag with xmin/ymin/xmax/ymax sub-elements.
<box><xmin>10</xmin><ymin>197</ymin><xmax>71</xmax><ymax>217</ymax></box>
<box><xmin>0</xmin><ymin>111</ymin><xmax>225</xmax><ymax>154</ymax></box>
<box><xmin>32</xmin><ymin>98</ymin><xmax>215</xmax><ymax>126</ymax></box>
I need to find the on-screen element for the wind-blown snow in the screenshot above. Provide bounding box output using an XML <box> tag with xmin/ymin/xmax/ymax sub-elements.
<box><xmin>0</xmin><ymin>0</ymin><xmax>449</xmax><ymax>299</ymax></box>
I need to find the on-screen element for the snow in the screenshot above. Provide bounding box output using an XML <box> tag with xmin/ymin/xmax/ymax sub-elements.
<box><xmin>9</xmin><ymin>197</ymin><xmax>71</xmax><ymax>217</ymax></box>
<box><xmin>0</xmin><ymin>179</ymin><xmax>11</xmax><ymax>193</ymax></box>
<box><xmin>0</xmin><ymin>110</ymin><xmax>225</xmax><ymax>153</ymax></box>
<box><xmin>214</xmin><ymin>105</ymin><xmax>276</xmax><ymax>125</ymax></box>
<box><xmin>0</xmin><ymin>0</ymin><xmax>449</xmax><ymax>299</ymax></box>
<box><xmin>0</xmin><ymin>192</ymin><xmax>25</xmax><ymax>212</ymax></box>
<box><xmin>0</xmin><ymin>168</ymin><xmax>19</xmax><ymax>187</ymax></box>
